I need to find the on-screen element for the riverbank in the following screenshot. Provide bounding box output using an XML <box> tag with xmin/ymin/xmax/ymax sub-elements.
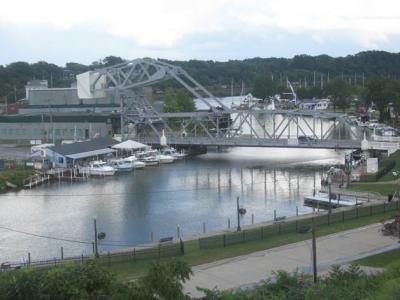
<box><xmin>0</xmin><ymin>170</ymin><xmax>34</xmax><ymax>192</ymax></box>
<box><xmin>105</xmin><ymin>200</ymin><xmax>396</xmax><ymax>281</ymax></box>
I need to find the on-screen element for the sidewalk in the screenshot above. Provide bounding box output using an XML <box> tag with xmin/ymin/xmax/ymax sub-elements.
<box><xmin>184</xmin><ymin>223</ymin><xmax>400</xmax><ymax>298</ymax></box>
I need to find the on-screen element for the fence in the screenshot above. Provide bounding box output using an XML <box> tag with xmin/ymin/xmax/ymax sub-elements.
<box><xmin>198</xmin><ymin>200</ymin><xmax>400</xmax><ymax>250</ymax></box>
<box><xmin>5</xmin><ymin>240</ymin><xmax>184</xmax><ymax>271</ymax></box>
<box><xmin>5</xmin><ymin>200</ymin><xmax>399</xmax><ymax>270</ymax></box>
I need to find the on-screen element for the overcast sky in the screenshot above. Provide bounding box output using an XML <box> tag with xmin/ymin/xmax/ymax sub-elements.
<box><xmin>0</xmin><ymin>0</ymin><xmax>399</xmax><ymax>66</ymax></box>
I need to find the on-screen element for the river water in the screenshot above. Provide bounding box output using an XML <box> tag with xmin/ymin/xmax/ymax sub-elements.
<box><xmin>0</xmin><ymin>147</ymin><xmax>345</xmax><ymax>262</ymax></box>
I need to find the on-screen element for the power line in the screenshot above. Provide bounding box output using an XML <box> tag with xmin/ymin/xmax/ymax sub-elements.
<box><xmin>0</xmin><ymin>224</ymin><xmax>148</xmax><ymax>247</ymax></box>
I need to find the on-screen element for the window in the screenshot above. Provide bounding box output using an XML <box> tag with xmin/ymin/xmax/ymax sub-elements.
<box><xmin>58</xmin><ymin>157</ymin><xmax>64</xmax><ymax>164</ymax></box>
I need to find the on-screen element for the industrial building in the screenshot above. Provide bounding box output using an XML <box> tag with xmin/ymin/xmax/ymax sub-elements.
<box><xmin>0</xmin><ymin>114</ymin><xmax>117</xmax><ymax>143</ymax></box>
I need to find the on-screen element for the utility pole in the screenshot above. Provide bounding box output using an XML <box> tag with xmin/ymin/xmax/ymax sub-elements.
<box><xmin>14</xmin><ymin>86</ymin><xmax>17</xmax><ymax>102</ymax></box>
<box><xmin>313</xmin><ymin>71</ymin><xmax>316</xmax><ymax>87</ymax></box>
<box><xmin>320</xmin><ymin>74</ymin><xmax>324</xmax><ymax>89</ymax></box>
<box><xmin>236</xmin><ymin>196</ymin><xmax>241</xmax><ymax>231</ymax></box>
<box><xmin>93</xmin><ymin>218</ymin><xmax>99</xmax><ymax>258</ymax></box>
<box><xmin>328</xmin><ymin>169</ymin><xmax>332</xmax><ymax>214</ymax></box>
<box><xmin>312</xmin><ymin>226</ymin><xmax>317</xmax><ymax>283</ymax></box>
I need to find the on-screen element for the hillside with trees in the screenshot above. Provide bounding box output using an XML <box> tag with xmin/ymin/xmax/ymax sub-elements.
<box><xmin>1</xmin><ymin>51</ymin><xmax>400</xmax><ymax>112</ymax></box>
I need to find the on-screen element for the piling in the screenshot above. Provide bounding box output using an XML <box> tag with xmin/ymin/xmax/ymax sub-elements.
<box><xmin>61</xmin><ymin>247</ymin><xmax>64</xmax><ymax>260</ymax></box>
<box><xmin>228</xmin><ymin>218</ymin><xmax>231</xmax><ymax>229</ymax></box>
<box><xmin>202</xmin><ymin>222</ymin><xmax>206</xmax><ymax>234</ymax></box>
<box><xmin>251</xmin><ymin>213</ymin><xmax>254</xmax><ymax>225</ymax></box>
<box><xmin>177</xmin><ymin>225</ymin><xmax>181</xmax><ymax>239</ymax></box>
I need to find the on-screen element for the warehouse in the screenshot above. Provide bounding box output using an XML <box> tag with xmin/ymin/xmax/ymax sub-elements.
<box><xmin>0</xmin><ymin>114</ymin><xmax>116</xmax><ymax>143</ymax></box>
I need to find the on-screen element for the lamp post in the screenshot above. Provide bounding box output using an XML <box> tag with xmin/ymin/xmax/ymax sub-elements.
<box><xmin>327</xmin><ymin>167</ymin><xmax>333</xmax><ymax>214</ymax></box>
<box><xmin>311</xmin><ymin>226</ymin><xmax>317</xmax><ymax>283</ymax></box>
<box><xmin>236</xmin><ymin>196</ymin><xmax>241</xmax><ymax>232</ymax></box>
<box><xmin>93</xmin><ymin>218</ymin><xmax>99</xmax><ymax>258</ymax></box>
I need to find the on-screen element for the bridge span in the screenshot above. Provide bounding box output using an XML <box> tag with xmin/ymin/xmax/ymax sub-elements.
<box><xmin>137</xmin><ymin>136</ymin><xmax>362</xmax><ymax>150</ymax></box>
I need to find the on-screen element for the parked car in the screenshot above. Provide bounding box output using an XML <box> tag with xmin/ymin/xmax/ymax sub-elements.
<box><xmin>298</xmin><ymin>135</ymin><xmax>316</xmax><ymax>144</ymax></box>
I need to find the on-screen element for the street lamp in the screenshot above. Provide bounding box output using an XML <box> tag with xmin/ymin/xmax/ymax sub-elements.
<box><xmin>237</xmin><ymin>196</ymin><xmax>241</xmax><ymax>231</ymax></box>
<box><xmin>93</xmin><ymin>218</ymin><xmax>106</xmax><ymax>258</ymax></box>
<box><xmin>236</xmin><ymin>196</ymin><xmax>247</xmax><ymax>231</ymax></box>
<box><xmin>327</xmin><ymin>167</ymin><xmax>334</xmax><ymax>214</ymax></box>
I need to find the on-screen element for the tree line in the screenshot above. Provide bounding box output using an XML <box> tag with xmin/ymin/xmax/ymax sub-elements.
<box><xmin>2</xmin><ymin>51</ymin><xmax>400</xmax><ymax>103</ymax></box>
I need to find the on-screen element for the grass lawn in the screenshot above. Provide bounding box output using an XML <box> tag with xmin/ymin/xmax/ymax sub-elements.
<box><xmin>349</xmin><ymin>183</ymin><xmax>399</xmax><ymax>196</ymax></box>
<box><xmin>105</xmin><ymin>210</ymin><xmax>396</xmax><ymax>281</ymax></box>
<box><xmin>355</xmin><ymin>248</ymin><xmax>400</xmax><ymax>268</ymax></box>
<box><xmin>379</xmin><ymin>150</ymin><xmax>400</xmax><ymax>181</ymax></box>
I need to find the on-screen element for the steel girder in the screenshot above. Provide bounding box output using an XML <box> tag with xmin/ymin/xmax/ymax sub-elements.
<box><xmin>90</xmin><ymin>58</ymin><xmax>361</xmax><ymax>143</ymax></box>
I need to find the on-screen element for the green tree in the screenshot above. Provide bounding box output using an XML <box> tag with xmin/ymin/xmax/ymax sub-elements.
<box><xmin>253</xmin><ymin>74</ymin><xmax>278</xmax><ymax>99</ymax></box>
<box><xmin>325</xmin><ymin>78</ymin><xmax>351</xmax><ymax>112</ymax></box>
<box><xmin>363</xmin><ymin>76</ymin><xmax>400</xmax><ymax>122</ymax></box>
<box><xmin>135</xmin><ymin>259</ymin><xmax>192</xmax><ymax>299</ymax></box>
<box><xmin>164</xmin><ymin>88</ymin><xmax>195</xmax><ymax>112</ymax></box>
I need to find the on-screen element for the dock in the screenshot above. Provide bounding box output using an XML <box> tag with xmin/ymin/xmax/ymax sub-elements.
<box><xmin>23</xmin><ymin>174</ymin><xmax>51</xmax><ymax>189</ymax></box>
<box><xmin>23</xmin><ymin>168</ymin><xmax>88</xmax><ymax>189</ymax></box>
<box><xmin>304</xmin><ymin>191</ymin><xmax>364</xmax><ymax>209</ymax></box>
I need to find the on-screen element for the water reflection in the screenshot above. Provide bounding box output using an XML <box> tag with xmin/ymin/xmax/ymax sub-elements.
<box><xmin>0</xmin><ymin>147</ymin><xmax>344</xmax><ymax>261</ymax></box>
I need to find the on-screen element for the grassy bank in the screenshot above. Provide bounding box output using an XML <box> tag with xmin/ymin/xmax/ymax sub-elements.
<box><xmin>0</xmin><ymin>170</ymin><xmax>34</xmax><ymax>191</ymax></box>
<box><xmin>355</xmin><ymin>248</ymin><xmax>400</xmax><ymax>268</ymax></box>
<box><xmin>106</xmin><ymin>209</ymin><xmax>396</xmax><ymax>281</ymax></box>
<box><xmin>349</xmin><ymin>183</ymin><xmax>398</xmax><ymax>196</ymax></box>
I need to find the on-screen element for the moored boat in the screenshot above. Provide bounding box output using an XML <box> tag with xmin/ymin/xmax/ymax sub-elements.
<box><xmin>108</xmin><ymin>159</ymin><xmax>134</xmax><ymax>172</ymax></box>
<box><xmin>81</xmin><ymin>161</ymin><xmax>116</xmax><ymax>176</ymax></box>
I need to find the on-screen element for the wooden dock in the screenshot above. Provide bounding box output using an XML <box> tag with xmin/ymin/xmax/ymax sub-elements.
<box><xmin>23</xmin><ymin>174</ymin><xmax>51</xmax><ymax>189</ymax></box>
<box><xmin>23</xmin><ymin>168</ymin><xmax>88</xmax><ymax>189</ymax></box>
<box><xmin>304</xmin><ymin>191</ymin><xmax>364</xmax><ymax>209</ymax></box>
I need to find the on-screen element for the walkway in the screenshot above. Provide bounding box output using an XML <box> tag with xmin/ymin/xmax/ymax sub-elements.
<box><xmin>184</xmin><ymin>223</ymin><xmax>400</xmax><ymax>298</ymax></box>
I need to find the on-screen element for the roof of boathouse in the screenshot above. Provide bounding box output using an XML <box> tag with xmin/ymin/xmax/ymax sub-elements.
<box><xmin>49</xmin><ymin>137</ymin><xmax>119</xmax><ymax>158</ymax></box>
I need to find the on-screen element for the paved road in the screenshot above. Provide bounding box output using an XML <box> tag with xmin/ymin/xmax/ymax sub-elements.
<box><xmin>184</xmin><ymin>223</ymin><xmax>400</xmax><ymax>298</ymax></box>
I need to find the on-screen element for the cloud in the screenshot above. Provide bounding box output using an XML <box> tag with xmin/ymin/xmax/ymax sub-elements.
<box><xmin>0</xmin><ymin>0</ymin><xmax>400</xmax><ymax>64</ymax></box>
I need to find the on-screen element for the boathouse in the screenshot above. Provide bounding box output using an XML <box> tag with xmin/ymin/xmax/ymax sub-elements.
<box><xmin>45</xmin><ymin>137</ymin><xmax>119</xmax><ymax>168</ymax></box>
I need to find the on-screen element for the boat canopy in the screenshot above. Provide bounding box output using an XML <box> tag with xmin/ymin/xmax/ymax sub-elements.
<box><xmin>112</xmin><ymin>140</ymin><xmax>149</xmax><ymax>150</ymax></box>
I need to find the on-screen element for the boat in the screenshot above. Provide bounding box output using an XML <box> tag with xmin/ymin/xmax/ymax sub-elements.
<box><xmin>108</xmin><ymin>159</ymin><xmax>134</xmax><ymax>172</ymax></box>
<box><xmin>82</xmin><ymin>161</ymin><xmax>116</xmax><ymax>176</ymax></box>
<box><xmin>376</xmin><ymin>126</ymin><xmax>400</xmax><ymax>137</ymax></box>
<box><xmin>161</xmin><ymin>147</ymin><xmax>186</xmax><ymax>160</ymax></box>
<box><xmin>157</xmin><ymin>154</ymin><xmax>175</xmax><ymax>164</ymax></box>
<box><xmin>135</xmin><ymin>150</ymin><xmax>160</xmax><ymax>166</ymax></box>
<box><xmin>124</xmin><ymin>156</ymin><xmax>146</xmax><ymax>169</ymax></box>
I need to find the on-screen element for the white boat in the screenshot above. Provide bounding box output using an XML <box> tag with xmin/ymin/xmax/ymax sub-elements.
<box><xmin>82</xmin><ymin>161</ymin><xmax>116</xmax><ymax>176</ymax></box>
<box><xmin>157</xmin><ymin>154</ymin><xmax>175</xmax><ymax>164</ymax></box>
<box><xmin>124</xmin><ymin>156</ymin><xmax>146</xmax><ymax>169</ymax></box>
<box><xmin>108</xmin><ymin>159</ymin><xmax>133</xmax><ymax>172</ymax></box>
<box><xmin>161</xmin><ymin>147</ymin><xmax>186</xmax><ymax>160</ymax></box>
<box><xmin>376</xmin><ymin>126</ymin><xmax>400</xmax><ymax>137</ymax></box>
<box><xmin>136</xmin><ymin>150</ymin><xmax>160</xmax><ymax>166</ymax></box>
